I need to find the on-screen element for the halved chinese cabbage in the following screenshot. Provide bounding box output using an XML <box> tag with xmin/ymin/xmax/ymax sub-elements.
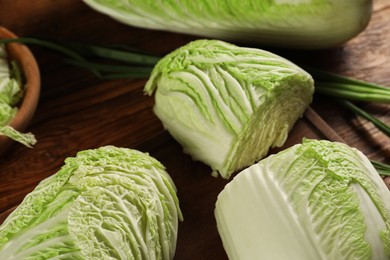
<box><xmin>145</xmin><ymin>39</ymin><xmax>314</xmax><ymax>179</ymax></box>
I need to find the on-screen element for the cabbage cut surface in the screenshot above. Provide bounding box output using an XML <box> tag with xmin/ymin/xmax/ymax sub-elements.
<box><xmin>145</xmin><ymin>40</ymin><xmax>314</xmax><ymax>179</ymax></box>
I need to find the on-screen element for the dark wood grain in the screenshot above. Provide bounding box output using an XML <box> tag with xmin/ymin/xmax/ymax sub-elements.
<box><xmin>311</xmin><ymin>1</ymin><xmax>390</xmax><ymax>162</ymax></box>
<box><xmin>0</xmin><ymin>1</ymin><xmax>390</xmax><ymax>259</ymax></box>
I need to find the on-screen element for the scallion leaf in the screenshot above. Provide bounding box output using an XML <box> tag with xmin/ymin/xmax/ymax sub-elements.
<box><xmin>370</xmin><ymin>160</ymin><xmax>390</xmax><ymax>177</ymax></box>
<box><xmin>315</xmin><ymin>82</ymin><xmax>390</xmax><ymax>103</ymax></box>
<box><xmin>0</xmin><ymin>38</ymin><xmax>86</xmax><ymax>62</ymax></box>
<box><xmin>63</xmin><ymin>59</ymin><xmax>153</xmax><ymax>78</ymax></box>
<box><xmin>307</xmin><ymin>66</ymin><xmax>389</xmax><ymax>91</ymax></box>
<box><xmin>339</xmin><ymin>100</ymin><xmax>390</xmax><ymax>138</ymax></box>
<box><xmin>61</xmin><ymin>41</ymin><xmax>160</xmax><ymax>65</ymax></box>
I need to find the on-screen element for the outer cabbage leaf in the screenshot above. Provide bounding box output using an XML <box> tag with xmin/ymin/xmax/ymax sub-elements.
<box><xmin>215</xmin><ymin>139</ymin><xmax>390</xmax><ymax>260</ymax></box>
<box><xmin>0</xmin><ymin>146</ymin><xmax>183</xmax><ymax>260</ymax></box>
<box><xmin>145</xmin><ymin>39</ymin><xmax>314</xmax><ymax>179</ymax></box>
<box><xmin>0</xmin><ymin>125</ymin><xmax>36</xmax><ymax>148</ymax></box>
<box><xmin>81</xmin><ymin>0</ymin><xmax>371</xmax><ymax>49</ymax></box>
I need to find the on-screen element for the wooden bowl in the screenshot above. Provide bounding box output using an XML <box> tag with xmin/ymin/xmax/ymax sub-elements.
<box><xmin>0</xmin><ymin>27</ymin><xmax>40</xmax><ymax>155</ymax></box>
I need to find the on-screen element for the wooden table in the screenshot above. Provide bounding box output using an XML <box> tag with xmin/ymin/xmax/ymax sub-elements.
<box><xmin>0</xmin><ymin>1</ymin><xmax>389</xmax><ymax>259</ymax></box>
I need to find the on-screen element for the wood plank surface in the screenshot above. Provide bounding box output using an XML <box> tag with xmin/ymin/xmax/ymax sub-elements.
<box><xmin>0</xmin><ymin>1</ymin><xmax>390</xmax><ymax>259</ymax></box>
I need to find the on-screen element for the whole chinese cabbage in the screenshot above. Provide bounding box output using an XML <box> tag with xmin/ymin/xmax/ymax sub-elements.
<box><xmin>215</xmin><ymin>139</ymin><xmax>390</xmax><ymax>260</ymax></box>
<box><xmin>145</xmin><ymin>39</ymin><xmax>314</xmax><ymax>179</ymax></box>
<box><xmin>81</xmin><ymin>0</ymin><xmax>372</xmax><ymax>49</ymax></box>
<box><xmin>0</xmin><ymin>146</ymin><xmax>183</xmax><ymax>260</ymax></box>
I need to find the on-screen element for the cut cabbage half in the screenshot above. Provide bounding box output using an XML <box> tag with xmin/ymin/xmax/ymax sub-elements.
<box><xmin>145</xmin><ymin>39</ymin><xmax>314</xmax><ymax>179</ymax></box>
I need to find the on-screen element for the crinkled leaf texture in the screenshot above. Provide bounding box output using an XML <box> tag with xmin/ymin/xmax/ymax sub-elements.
<box><xmin>0</xmin><ymin>146</ymin><xmax>182</xmax><ymax>260</ymax></box>
<box><xmin>215</xmin><ymin>139</ymin><xmax>390</xmax><ymax>260</ymax></box>
<box><xmin>81</xmin><ymin>0</ymin><xmax>371</xmax><ymax>49</ymax></box>
<box><xmin>145</xmin><ymin>39</ymin><xmax>314</xmax><ymax>179</ymax></box>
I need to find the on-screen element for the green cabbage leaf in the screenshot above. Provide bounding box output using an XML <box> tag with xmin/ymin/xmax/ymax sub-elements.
<box><xmin>0</xmin><ymin>146</ymin><xmax>183</xmax><ymax>260</ymax></box>
<box><xmin>215</xmin><ymin>139</ymin><xmax>390</xmax><ymax>259</ymax></box>
<box><xmin>145</xmin><ymin>39</ymin><xmax>314</xmax><ymax>179</ymax></box>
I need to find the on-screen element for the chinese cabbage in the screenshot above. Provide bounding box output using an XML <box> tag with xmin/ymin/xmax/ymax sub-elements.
<box><xmin>215</xmin><ymin>139</ymin><xmax>390</xmax><ymax>259</ymax></box>
<box><xmin>145</xmin><ymin>39</ymin><xmax>314</xmax><ymax>179</ymax></box>
<box><xmin>0</xmin><ymin>146</ymin><xmax>182</xmax><ymax>260</ymax></box>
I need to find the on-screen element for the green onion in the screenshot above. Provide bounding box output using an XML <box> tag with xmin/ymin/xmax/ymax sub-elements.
<box><xmin>0</xmin><ymin>38</ymin><xmax>161</xmax><ymax>78</ymax></box>
<box><xmin>370</xmin><ymin>160</ymin><xmax>390</xmax><ymax>177</ymax></box>
<box><xmin>307</xmin><ymin>66</ymin><xmax>389</xmax><ymax>91</ymax></box>
<box><xmin>63</xmin><ymin>59</ymin><xmax>153</xmax><ymax>78</ymax></box>
<box><xmin>305</xmin><ymin>66</ymin><xmax>390</xmax><ymax>103</ymax></box>
<box><xmin>0</xmin><ymin>38</ymin><xmax>86</xmax><ymax>62</ymax></box>
<box><xmin>0</xmin><ymin>37</ymin><xmax>104</xmax><ymax>77</ymax></box>
<box><xmin>338</xmin><ymin>100</ymin><xmax>390</xmax><ymax>138</ymax></box>
<box><xmin>61</xmin><ymin>41</ymin><xmax>160</xmax><ymax>65</ymax></box>
<box><xmin>315</xmin><ymin>82</ymin><xmax>390</xmax><ymax>103</ymax></box>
